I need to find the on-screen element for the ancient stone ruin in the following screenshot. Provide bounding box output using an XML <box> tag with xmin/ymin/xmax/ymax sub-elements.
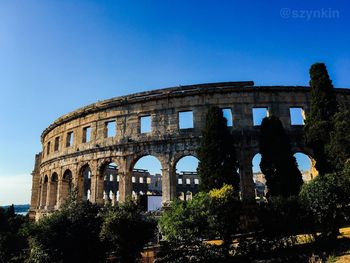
<box><xmin>29</xmin><ymin>81</ymin><xmax>350</xmax><ymax>220</ymax></box>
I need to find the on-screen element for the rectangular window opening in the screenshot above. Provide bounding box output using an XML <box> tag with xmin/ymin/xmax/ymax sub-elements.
<box><xmin>140</xmin><ymin>115</ymin><xmax>151</xmax><ymax>133</ymax></box>
<box><xmin>66</xmin><ymin>132</ymin><xmax>74</xmax><ymax>147</ymax></box>
<box><xmin>179</xmin><ymin>111</ymin><xmax>194</xmax><ymax>129</ymax></box>
<box><xmin>47</xmin><ymin>141</ymin><xmax>51</xmax><ymax>155</ymax></box>
<box><xmin>186</xmin><ymin>178</ymin><xmax>191</xmax><ymax>185</ymax></box>
<box><xmin>82</xmin><ymin>126</ymin><xmax>91</xmax><ymax>143</ymax></box>
<box><xmin>252</xmin><ymin>108</ymin><xmax>268</xmax><ymax>126</ymax></box>
<box><xmin>222</xmin><ymin>108</ymin><xmax>233</xmax><ymax>127</ymax></box>
<box><xmin>290</xmin><ymin>107</ymin><xmax>305</xmax><ymax>125</ymax></box>
<box><xmin>178</xmin><ymin>178</ymin><xmax>183</xmax><ymax>185</ymax></box>
<box><xmin>106</xmin><ymin>121</ymin><xmax>116</xmax><ymax>138</ymax></box>
<box><xmin>54</xmin><ymin>137</ymin><xmax>60</xmax><ymax>152</ymax></box>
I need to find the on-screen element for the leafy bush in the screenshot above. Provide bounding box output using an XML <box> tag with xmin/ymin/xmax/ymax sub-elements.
<box><xmin>0</xmin><ymin>205</ymin><xmax>29</xmax><ymax>262</ymax></box>
<box><xmin>100</xmin><ymin>199</ymin><xmax>156</xmax><ymax>263</ymax></box>
<box><xmin>300</xmin><ymin>172</ymin><xmax>350</xmax><ymax>240</ymax></box>
<box><xmin>159</xmin><ymin>192</ymin><xmax>212</xmax><ymax>242</ymax></box>
<box><xmin>155</xmin><ymin>241</ymin><xmax>227</xmax><ymax>263</ymax></box>
<box><xmin>27</xmin><ymin>196</ymin><xmax>105</xmax><ymax>263</ymax></box>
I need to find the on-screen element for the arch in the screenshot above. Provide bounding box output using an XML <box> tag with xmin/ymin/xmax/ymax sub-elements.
<box><xmin>251</xmin><ymin>153</ymin><xmax>267</xmax><ymax>201</ymax></box>
<box><xmin>40</xmin><ymin>174</ymin><xmax>49</xmax><ymax>208</ymax></box>
<box><xmin>178</xmin><ymin>192</ymin><xmax>185</xmax><ymax>201</ymax></box>
<box><xmin>61</xmin><ymin>169</ymin><xmax>73</xmax><ymax>205</ymax></box>
<box><xmin>100</xmin><ymin>161</ymin><xmax>119</xmax><ymax>205</ymax></box>
<box><xmin>132</xmin><ymin>155</ymin><xmax>163</xmax><ymax>211</ymax></box>
<box><xmin>186</xmin><ymin>191</ymin><xmax>193</xmax><ymax>201</ymax></box>
<box><xmin>49</xmin><ymin>172</ymin><xmax>58</xmax><ymax>208</ymax></box>
<box><xmin>293</xmin><ymin>152</ymin><xmax>318</xmax><ymax>182</ymax></box>
<box><xmin>78</xmin><ymin>164</ymin><xmax>92</xmax><ymax>201</ymax></box>
<box><xmin>175</xmin><ymin>155</ymin><xmax>200</xmax><ymax>201</ymax></box>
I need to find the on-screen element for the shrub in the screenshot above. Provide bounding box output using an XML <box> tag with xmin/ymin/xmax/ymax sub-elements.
<box><xmin>100</xmin><ymin>199</ymin><xmax>156</xmax><ymax>263</ymax></box>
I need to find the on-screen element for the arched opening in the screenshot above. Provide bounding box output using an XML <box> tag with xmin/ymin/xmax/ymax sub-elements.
<box><xmin>101</xmin><ymin>162</ymin><xmax>119</xmax><ymax>205</ymax></box>
<box><xmin>133</xmin><ymin>155</ymin><xmax>162</xmax><ymax>211</ymax></box>
<box><xmin>62</xmin><ymin>169</ymin><xmax>73</xmax><ymax>204</ymax></box>
<box><xmin>186</xmin><ymin>191</ymin><xmax>193</xmax><ymax>201</ymax></box>
<box><xmin>294</xmin><ymin>152</ymin><xmax>318</xmax><ymax>182</ymax></box>
<box><xmin>175</xmin><ymin>155</ymin><xmax>199</xmax><ymax>201</ymax></box>
<box><xmin>37</xmin><ymin>178</ymin><xmax>42</xmax><ymax>208</ymax></box>
<box><xmin>252</xmin><ymin>153</ymin><xmax>267</xmax><ymax>202</ymax></box>
<box><xmin>40</xmin><ymin>175</ymin><xmax>48</xmax><ymax>208</ymax></box>
<box><xmin>79</xmin><ymin>165</ymin><xmax>91</xmax><ymax>201</ymax></box>
<box><xmin>49</xmin><ymin>173</ymin><xmax>58</xmax><ymax>208</ymax></box>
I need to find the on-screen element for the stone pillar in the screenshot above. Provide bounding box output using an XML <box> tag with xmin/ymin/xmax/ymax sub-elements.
<box><xmin>46</xmin><ymin>181</ymin><xmax>58</xmax><ymax>210</ymax></box>
<box><xmin>111</xmin><ymin>191</ymin><xmax>117</xmax><ymax>206</ymax></box>
<box><xmin>239</xmin><ymin>152</ymin><xmax>256</xmax><ymax>203</ymax></box>
<box><xmin>40</xmin><ymin>182</ymin><xmax>48</xmax><ymax>209</ymax></box>
<box><xmin>119</xmin><ymin>171</ymin><xmax>132</xmax><ymax>202</ymax></box>
<box><xmin>77</xmin><ymin>176</ymin><xmax>84</xmax><ymax>201</ymax></box>
<box><xmin>96</xmin><ymin>175</ymin><xmax>104</xmax><ymax>205</ymax></box>
<box><xmin>30</xmin><ymin>154</ymin><xmax>41</xmax><ymax>215</ymax></box>
<box><xmin>90</xmin><ymin>174</ymin><xmax>96</xmax><ymax>203</ymax></box>
<box><xmin>161</xmin><ymin>163</ymin><xmax>177</xmax><ymax>205</ymax></box>
<box><xmin>57</xmin><ymin>179</ymin><xmax>63</xmax><ymax>208</ymax></box>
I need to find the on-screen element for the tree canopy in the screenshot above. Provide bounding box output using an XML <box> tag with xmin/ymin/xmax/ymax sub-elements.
<box><xmin>197</xmin><ymin>106</ymin><xmax>239</xmax><ymax>191</ymax></box>
<box><xmin>259</xmin><ymin>116</ymin><xmax>303</xmax><ymax>197</ymax></box>
<box><xmin>326</xmin><ymin>102</ymin><xmax>350</xmax><ymax>172</ymax></box>
<box><xmin>304</xmin><ymin>62</ymin><xmax>337</xmax><ymax>175</ymax></box>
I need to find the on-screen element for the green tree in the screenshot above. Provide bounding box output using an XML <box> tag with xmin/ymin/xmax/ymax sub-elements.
<box><xmin>326</xmin><ymin>102</ymin><xmax>350</xmax><ymax>171</ymax></box>
<box><xmin>197</xmin><ymin>106</ymin><xmax>239</xmax><ymax>192</ymax></box>
<box><xmin>160</xmin><ymin>185</ymin><xmax>241</xmax><ymax>259</ymax></box>
<box><xmin>159</xmin><ymin>192</ymin><xmax>212</xmax><ymax>242</ymax></box>
<box><xmin>259</xmin><ymin>116</ymin><xmax>303</xmax><ymax>197</ymax></box>
<box><xmin>300</xmin><ymin>172</ymin><xmax>350</xmax><ymax>240</ymax></box>
<box><xmin>208</xmin><ymin>184</ymin><xmax>241</xmax><ymax>257</ymax></box>
<box><xmin>27</xmin><ymin>194</ymin><xmax>105</xmax><ymax>263</ymax></box>
<box><xmin>100</xmin><ymin>199</ymin><xmax>156</xmax><ymax>263</ymax></box>
<box><xmin>0</xmin><ymin>206</ymin><xmax>28</xmax><ymax>263</ymax></box>
<box><xmin>305</xmin><ymin>62</ymin><xmax>338</xmax><ymax>175</ymax></box>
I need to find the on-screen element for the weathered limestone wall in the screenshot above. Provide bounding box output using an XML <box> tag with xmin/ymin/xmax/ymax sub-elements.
<box><xmin>29</xmin><ymin>81</ymin><xmax>350</xmax><ymax>220</ymax></box>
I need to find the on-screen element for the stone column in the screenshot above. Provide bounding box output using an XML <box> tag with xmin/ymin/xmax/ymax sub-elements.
<box><xmin>239</xmin><ymin>152</ymin><xmax>256</xmax><ymax>203</ymax></box>
<box><xmin>46</xmin><ymin>181</ymin><xmax>58</xmax><ymax>210</ymax></box>
<box><xmin>96</xmin><ymin>175</ymin><xmax>104</xmax><ymax>205</ymax></box>
<box><xmin>111</xmin><ymin>191</ymin><xmax>117</xmax><ymax>206</ymax></box>
<box><xmin>119</xmin><ymin>171</ymin><xmax>132</xmax><ymax>202</ymax></box>
<box><xmin>57</xmin><ymin>179</ymin><xmax>63</xmax><ymax>208</ymax></box>
<box><xmin>118</xmin><ymin>157</ymin><xmax>132</xmax><ymax>203</ymax></box>
<box><xmin>161</xmin><ymin>163</ymin><xmax>177</xmax><ymax>205</ymax></box>
<box><xmin>40</xmin><ymin>182</ymin><xmax>48</xmax><ymax>209</ymax></box>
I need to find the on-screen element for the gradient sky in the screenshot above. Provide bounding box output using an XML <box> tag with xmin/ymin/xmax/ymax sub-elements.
<box><xmin>0</xmin><ymin>0</ymin><xmax>349</xmax><ymax>205</ymax></box>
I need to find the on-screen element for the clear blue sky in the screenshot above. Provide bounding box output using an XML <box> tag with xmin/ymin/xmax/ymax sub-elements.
<box><xmin>0</xmin><ymin>0</ymin><xmax>349</xmax><ymax>205</ymax></box>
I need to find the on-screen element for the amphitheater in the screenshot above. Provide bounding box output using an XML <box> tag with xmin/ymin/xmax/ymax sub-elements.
<box><xmin>29</xmin><ymin>81</ymin><xmax>350</xmax><ymax>220</ymax></box>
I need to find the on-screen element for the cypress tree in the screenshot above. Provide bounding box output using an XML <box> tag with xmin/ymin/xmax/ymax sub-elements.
<box><xmin>326</xmin><ymin>102</ymin><xmax>350</xmax><ymax>171</ymax></box>
<box><xmin>259</xmin><ymin>116</ymin><xmax>303</xmax><ymax>197</ymax></box>
<box><xmin>197</xmin><ymin>106</ymin><xmax>239</xmax><ymax>192</ymax></box>
<box><xmin>305</xmin><ymin>63</ymin><xmax>337</xmax><ymax>175</ymax></box>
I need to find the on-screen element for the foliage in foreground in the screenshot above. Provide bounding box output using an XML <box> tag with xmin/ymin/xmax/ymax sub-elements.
<box><xmin>26</xmin><ymin>195</ymin><xmax>156</xmax><ymax>263</ymax></box>
<box><xmin>100</xmin><ymin>199</ymin><xmax>157</xmax><ymax>263</ymax></box>
<box><xmin>0</xmin><ymin>205</ymin><xmax>28</xmax><ymax>263</ymax></box>
<box><xmin>160</xmin><ymin>184</ymin><xmax>241</xmax><ymax>254</ymax></box>
<box><xmin>26</xmin><ymin>197</ymin><xmax>105</xmax><ymax>263</ymax></box>
<box><xmin>300</xmin><ymin>171</ymin><xmax>350</xmax><ymax>240</ymax></box>
<box><xmin>155</xmin><ymin>241</ymin><xmax>228</xmax><ymax>263</ymax></box>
